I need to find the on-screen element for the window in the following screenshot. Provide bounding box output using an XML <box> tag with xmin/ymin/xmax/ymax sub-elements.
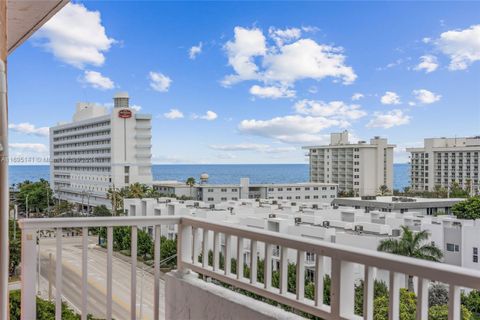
<box><xmin>221</xmin><ymin>188</ymin><xmax>227</xmax><ymax>192</ymax></box>
<box><xmin>208</xmin><ymin>197</ymin><xmax>214</xmax><ymax>201</ymax></box>
<box><xmin>314</xmin><ymin>187</ymin><xmax>319</xmax><ymax>190</ymax></box>
<box><xmin>295</xmin><ymin>187</ymin><xmax>301</xmax><ymax>191</ymax></box>
<box><xmin>277</xmin><ymin>188</ymin><xmax>283</xmax><ymax>191</ymax></box>
<box><xmin>231</xmin><ymin>188</ymin><xmax>238</xmax><ymax>192</ymax></box>
<box><xmin>305</xmin><ymin>187</ymin><xmax>310</xmax><ymax>191</ymax></box>
<box><xmin>305</xmin><ymin>196</ymin><xmax>310</xmax><ymax>199</ymax></box>
<box><xmin>221</xmin><ymin>197</ymin><xmax>227</xmax><ymax>201</ymax></box>
<box><xmin>208</xmin><ymin>188</ymin><xmax>214</xmax><ymax>192</ymax></box>
<box><xmin>446</xmin><ymin>243</ymin><xmax>459</xmax><ymax>252</ymax></box>
<box><xmin>474</xmin><ymin>248</ymin><xmax>478</xmax><ymax>263</ymax></box>
<box><xmin>125</xmin><ymin>176</ymin><xmax>129</xmax><ymax>184</ymax></box>
<box><xmin>124</xmin><ymin>166</ymin><xmax>130</xmax><ymax>174</ymax></box>
<box><xmin>268</xmin><ymin>188</ymin><xmax>274</xmax><ymax>191</ymax></box>
<box><xmin>286</xmin><ymin>188</ymin><xmax>292</xmax><ymax>191</ymax></box>
<box><xmin>232</xmin><ymin>197</ymin><xmax>238</xmax><ymax>201</ymax></box>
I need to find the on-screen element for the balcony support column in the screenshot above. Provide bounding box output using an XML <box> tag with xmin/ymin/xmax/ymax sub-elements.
<box><xmin>20</xmin><ymin>228</ymin><xmax>37</xmax><ymax>320</ymax></box>
<box><xmin>0</xmin><ymin>1</ymin><xmax>8</xmax><ymax>318</ymax></box>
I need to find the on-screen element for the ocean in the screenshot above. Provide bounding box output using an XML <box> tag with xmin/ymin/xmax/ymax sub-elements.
<box><xmin>8</xmin><ymin>163</ymin><xmax>410</xmax><ymax>191</ymax></box>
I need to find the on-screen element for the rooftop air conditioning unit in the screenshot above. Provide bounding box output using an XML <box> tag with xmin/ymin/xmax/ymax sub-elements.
<box><xmin>354</xmin><ymin>225</ymin><xmax>364</xmax><ymax>232</ymax></box>
<box><xmin>269</xmin><ymin>214</ymin><xmax>277</xmax><ymax>218</ymax></box>
<box><xmin>392</xmin><ymin>229</ymin><xmax>401</xmax><ymax>237</ymax></box>
<box><xmin>323</xmin><ymin>221</ymin><xmax>330</xmax><ymax>228</ymax></box>
<box><xmin>291</xmin><ymin>202</ymin><xmax>297</xmax><ymax>206</ymax></box>
<box><xmin>294</xmin><ymin>217</ymin><xmax>302</xmax><ymax>225</ymax></box>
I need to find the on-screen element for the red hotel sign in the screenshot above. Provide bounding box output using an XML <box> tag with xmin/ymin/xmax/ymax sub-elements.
<box><xmin>118</xmin><ymin>109</ymin><xmax>132</xmax><ymax>119</ymax></box>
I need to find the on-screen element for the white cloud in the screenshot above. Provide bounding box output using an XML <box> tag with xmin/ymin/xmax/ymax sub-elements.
<box><xmin>380</xmin><ymin>91</ymin><xmax>401</xmax><ymax>105</ymax></box>
<box><xmin>10</xmin><ymin>143</ymin><xmax>48</xmax><ymax>153</ymax></box>
<box><xmin>262</xmin><ymin>39</ymin><xmax>356</xmax><ymax>85</ymax></box>
<box><xmin>294</xmin><ymin>100</ymin><xmax>367</xmax><ymax>121</ymax></box>
<box><xmin>351</xmin><ymin>93</ymin><xmax>364</xmax><ymax>101</ymax></box>
<box><xmin>222</xmin><ymin>26</ymin><xmax>356</xmax><ymax>89</ymax></box>
<box><xmin>199</xmin><ymin>111</ymin><xmax>218</xmax><ymax>121</ymax></box>
<box><xmin>9</xmin><ymin>123</ymin><xmax>49</xmax><ymax>137</ymax></box>
<box><xmin>238</xmin><ymin>115</ymin><xmax>346</xmax><ymax>144</ymax></box>
<box><xmin>81</xmin><ymin>70</ymin><xmax>115</xmax><ymax>90</ymax></box>
<box><xmin>367</xmin><ymin>109</ymin><xmax>410</xmax><ymax>129</ymax></box>
<box><xmin>130</xmin><ymin>105</ymin><xmax>142</xmax><ymax>112</ymax></box>
<box><xmin>249</xmin><ymin>85</ymin><xmax>295</xmax><ymax>99</ymax></box>
<box><xmin>414</xmin><ymin>55</ymin><xmax>439</xmax><ymax>73</ymax></box>
<box><xmin>164</xmin><ymin>109</ymin><xmax>184</xmax><ymax>119</ymax></box>
<box><xmin>34</xmin><ymin>3</ymin><xmax>115</xmax><ymax>68</ymax></box>
<box><xmin>412</xmin><ymin>89</ymin><xmax>441</xmax><ymax>104</ymax></box>
<box><xmin>268</xmin><ymin>27</ymin><xmax>302</xmax><ymax>46</ymax></box>
<box><xmin>209</xmin><ymin>143</ymin><xmax>296</xmax><ymax>153</ymax></box>
<box><xmin>222</xmin><ymin>27</ymin><xmax>267</xmax><ymax>86</ymax></box>
<box><xmin>189</xmin><ymin>42</ymin><xmax>203</xmax><ymax>59</ymax></box>
<box><xmin>149</xmin><ymin>72</ymin><xmax>172</xmax><ymax>92</ymax></box>
<box><xmin>436</xmin><ymin>24</ymin><xmax>480</xmax><ymax>70</ymax></box>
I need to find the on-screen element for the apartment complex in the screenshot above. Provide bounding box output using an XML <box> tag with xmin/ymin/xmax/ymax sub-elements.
<box><xmin>153</xmin><ymin>177</ymin><xmax>338</xmax><ymax>203</ymax></box>
<box><xmin>124</xmin><ymin>197</ymin><xmax>480</xmax><ymax>272</ymax></box>
<box><xmin>407</xmin><ymin>136</ymin><xmax>480</xmax><ymax>193</ymax></box>
<box><xmin>50</xmin><ymin>92</ymin><xmax>153</xmax><ymax>209</ymax></box>
<box><xmin>303</xmin><ymin>131</ymin><xmax>395</xmax><ymax>197</ymax></box>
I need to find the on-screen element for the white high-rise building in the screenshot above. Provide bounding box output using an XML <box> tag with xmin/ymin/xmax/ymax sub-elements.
<box><xmin>407</xmin><ymin>136</ymin><xmax>480</xmax><ymax>193</ymax></box>
<box><xmin>303</xmin><ymin>131</ymin><xmax>395</xmax><ymax>196</ymax></box>
<box><xmin>50</xmin><ymin>92</ymin><xmax>153</xmax><ymax>209</ymax></box>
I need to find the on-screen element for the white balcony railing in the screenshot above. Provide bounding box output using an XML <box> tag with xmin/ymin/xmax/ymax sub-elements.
<box><xmin>18</xmin><ymin>216</ymin><xmax>480</xmax><ymax>320</ymax></box>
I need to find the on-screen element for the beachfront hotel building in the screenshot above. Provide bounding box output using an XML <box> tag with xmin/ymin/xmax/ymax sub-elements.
<box><xmin>303</xmin><ymin>131</ymin><xmax>395</xmax><ymax>197</ymax></box>
<box><xmin>407</xmin><ymin>136</ymin><xmax>480</xmax><ymax>193</ymax></box>
<box><xmin>50</xmin><ymin>92</ymin><xmax>153</xmax><ymax>209</ymax></box>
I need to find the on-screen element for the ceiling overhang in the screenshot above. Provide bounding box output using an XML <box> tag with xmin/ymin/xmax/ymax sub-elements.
<box><xmin>7</xmin><ymin>0</ymin><xmax>69</xmax><ymax>55</ymax></box>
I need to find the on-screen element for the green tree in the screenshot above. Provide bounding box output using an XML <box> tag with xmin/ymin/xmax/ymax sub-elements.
<box><xmin>107</xmin><ymin>187</ymin><xmax>124</xmax><ymax>214</ymax></box>
<box><xmin>51</xmin><ymin>201</ymin><xmax>75</xmax><ymax>217</ymax></box>
<box><xmin>452</xmin><ymin>196</ymin><xmax>480</xmax><ymax>220</ymax></box>
<box><xmin>9</xmin><ymin>220</ymin><xmax>21</xmax><ymax>277</ymax></box>
<box><xmin>137</xmin><ymin>229</ymin><xmax>153</xmax><ymax>260</ymax></box>
<box><xmin>16</xmin><ymin>179</ymin><xmax>53</xmax><ymax>215</ymax></box>
<box><xmin>449</xmin><ymin>182</ymin><xmax>470</xmax><ymax>198</ymax></box>
<box><xmin>374</xmin><ymin>289</ymin><xmax>417</xmax><ymax>320</ymax></box>
<box><xmin>92</xmin><ymin>205</ymin><xmax>111</xmax><ymax>216</ymax></box>
<box><xmin>158</xmin><ymin>236</ymin><xmax>177</xmax><ymax>268</ymax></box>
<box><xmin>462</xmin><ymin>290</ymin><xmax>480</xmax><ymax>317</ymax></box>
<box><xmin>378</xmin><ymin>226</ymin><xmax>443</xmax><ymax>291</ymax></box>
<box><xmin>428</xmin><ymin>304</ymin><xmax>472</xmax><ymax>320</ymax></box>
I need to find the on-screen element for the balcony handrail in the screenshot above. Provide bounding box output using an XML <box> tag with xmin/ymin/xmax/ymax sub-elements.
<box><xmin>181</xmin><ymin>217</ymin><xmax>480</xmax><ymax>288</ymax></box>
<box><xmin>17</xmin><ymin>215</ymin><xmax>480</xmax><ymax>320</ymax></box>
<box><xmin>18</xmin><ymin>216</ymin><xmax>180</xmax><ymax>230</ymax></box>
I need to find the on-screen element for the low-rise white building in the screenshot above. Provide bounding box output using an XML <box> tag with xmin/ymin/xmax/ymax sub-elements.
<box><xmin>332</xmin><ymin>195</ymin><xmax>464</xmax><ymax>215</ymax></box>
<box><xmin>153</xmin><ymin>177</ymin><xmax>338</xmax><ymax>204</ymax></box>
<box><xmin>124</xmin><ymin>197</ymin><xmax>480</xmax><ymax>273</ymax></box>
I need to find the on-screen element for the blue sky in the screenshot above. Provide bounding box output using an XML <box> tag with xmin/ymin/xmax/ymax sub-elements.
<box><xmin>7</xmin><ymin>1</ymin><xmax>480</xmax><ymax>164</ymax></box>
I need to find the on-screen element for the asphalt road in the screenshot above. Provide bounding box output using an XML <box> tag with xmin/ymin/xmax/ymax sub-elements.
<box><xmin>38</xmin><ymin>236</ymin><xmax>164</xmax><ymax>320</ymax></box>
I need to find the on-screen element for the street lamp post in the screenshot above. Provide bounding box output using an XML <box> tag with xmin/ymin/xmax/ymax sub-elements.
<box><xmin>26</xmin><ymin>194</ymin><xmax>29</xmax><ymax>218</ymax></box>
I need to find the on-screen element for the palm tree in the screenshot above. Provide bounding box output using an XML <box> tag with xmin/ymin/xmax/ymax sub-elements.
<box><xmin>186</xmin><ymin>177</ymin><xmax>196</xmax><ymax>198</ymax></box>
<box><xmin>378</xmin><ymin>226</ymin><xmax>443</xmax><ymax>291</ymax></box>
<box><xmin>378</xmin><ymin>184</ymin><xmax>390</xmax><ymax>195</ymax></box>
<box><xmin>107</xmin><ymin>187</ymin><xmax>123</xmax><ymax>214</ymax></box>
<box><xmin>126</xmin><ymin>182</ymin><xmax>149</xmax><ymax>199</ymax></box>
